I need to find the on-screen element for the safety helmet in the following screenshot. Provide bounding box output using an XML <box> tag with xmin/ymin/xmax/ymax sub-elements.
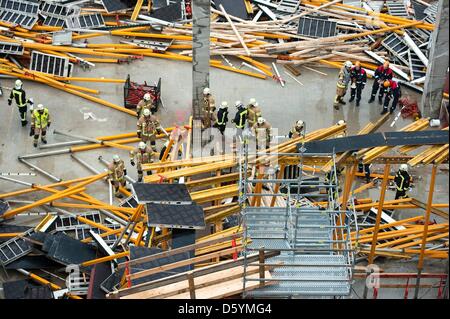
<box><xmin>15</xmin><ymin>79</ymin><xmax>23</xmax><ymax>89</ymax></box>
<box><xmin>384</xmin><ymin>80</ymin><xmax>391</xmax><ymax>88</ymax></box>
<box><xmin>113</xmin><ymin>155</ymin><xmax>120</xmax><ymax>163</ymax></box>
<box><xmin>203</xmin><ymin>87</ymin><xmax>210</xmax><ymax>95</ymax></box>
<box><xmin>257</xmin><ymin>117</ymin><xmax>265</xmax><ymax>125</ymax></box>
<box><xmin>36</xmin><ymin>104</ymin><xmax>44</xmax><ymax>111</ymax></box>
<box><xmin>296</xmin><ymin>120</ymin><xmax>304</xmax><ymax>128</ymax></box>
<box><xmin>254</xmin><ymin>102</ymin><xmax>259</xmax><ymax>107</ymax></box>
<box><xmin>138</xmin><ymin>142</ymin><xmax>146</xmax><ymax>150</ymax></box>
<box><xmin>337</xmin><ymin>120</ymin><xmax>346</xmax><ymax>126</ymax></box>
<box><xmin>143</xmin><ymin>93</ymin><xmax>151</xmax><ymax>101</ymax></box>
<box><xmin>235</xmin><ymin>100</ymin><xmax>242</xmax><ymax>108</ymax></box>
<box><xmin>354</xmin><ymin>61</ymin><xmax>361</xmax><ymax>68</ymax></box>
<box><xmin>220</xmin><ymin>101</ymin><xmax>228</xmax><ymax>108</ymax></box>
<box><xmin>400</xmin><ymin>164</ymin><xmax>408</xmax><ymax>172</ymax></box>
<box><xmin>344</xmin><ymin>61</ymin><xmax>352</xmax><ymax>68</ymax></box>
<box><xmin>249</xmin><ymin>98</ymin><xmax>256</xmax><ymax>105</ymax></box>
<box><xmin>143</xmin><ymin>108</ymin><xmax>151</xmax><ymax>116</ymax></box>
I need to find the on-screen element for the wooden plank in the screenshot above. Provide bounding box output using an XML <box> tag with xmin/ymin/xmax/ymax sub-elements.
<box><xmin>411</xmin><ymin>198</ymin><xmax>448</xmax><ymax>220</ymax></box>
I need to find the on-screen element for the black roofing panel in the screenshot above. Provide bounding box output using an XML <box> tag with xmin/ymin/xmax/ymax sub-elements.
<box><xmin>45</xmin><ymin>233</ymin><xmax>98</xmax><ymax>267</ymax></box>
<box><xmin>100</xmin><ymin>0</ymin><xmax>135</xmax><ymax>13</ymax></box>
<box><xmin>150</xmin><ymin>2</ymin><xmax>182</xmax><ymax>22</ymax></box>
<box><xmin>3</xmin><ymin>280</ymin><xmax>53</xmax><ymax>299</ymax></box>
<box><xmin>87</xmin><ymin>262</ymin><xmax>112</xmax><ymax>299</ymax></box>
<box><xmin>131</xmin><ymin>183</ymin><xmax>192</xmax><ymax>204</ymax></box>
<box><xmin>215</xmin><ymin>0</ymin><xmax>250</xmax><ymax>20</ymax></box>
<box><xmin>146</xmin><ymin>203</ymin><xmax>205</xmax><ymax>229</ymax></box>
<box><xmin>301</xmin><ymin>130</ymin><xmax>450</xmax><ymax>154</ymax></box>
<box><xmin>6</xmin><ymin>255</ymin><xmax>60</xmax><ymax>269</ymax></box>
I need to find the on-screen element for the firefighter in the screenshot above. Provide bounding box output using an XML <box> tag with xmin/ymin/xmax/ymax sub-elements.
<box><xmin>368</xmin><ymin>61</ymin><xmax>393</xmax><ymax>104</ymax></box>
<box><xmin>381</xmin><ymin>79</ymin><xmax>402</xmax><ymax>115</ymax></box>
<box><xmin>30</xmin><ymin>104</ymin><xmax>51</xmax><ymax>148</ymax></box>
<box><xmin>231</xmin><ymin>101</ymin><xmax>248</xmax><ymax>138</ymax></box>
<box><xmin>136</xmin><ymin>93</ymin><xmax>153</xmax><ymax>118</ymax></box>
<box><xmin>215</xmin><ymin>101</ymin><xmax>229</xmax><ymax>135</ymax></box>
<box><xmin>108</xmin><ymin>155</ymin><xmax>128</xmax><ymax>198</ymax></box>
<box><xmin>202</xmin><ymin>87</ymin><xmax>216</xmax><ymax>129</ymax></box>
<box><xmin>394</xmin><ymin>164</ymin><xmax>411</xmax><ymax>200</ymax></box>
<box><xmin>137</xmin><ymin>109</ymin><xmax>165</xmax><ymax>152</ymax></box>
<box><xmin>252</xmin><ymin>117</ymin><xmax>272</xmax><ymax>150</ymax></box>
<box><xmin>349</xmin><ymin>61</ymin><xmax>367</xmax><ymax>107</ymax></box>
<box><xmin>8</xmin><ymin>79</ymin><xmax>34</xmax><ymax>126</ymax></box>
<box><xmin>336</xmin><ymin>119</ymin><xmax>347</xmax><ymax>137</ymax></box>
<box><xmin>333</xmin><ymin>61</ymin><xmax>352</xmax><ymax>110</ymax></box>
<box><xmin>246</xmin><ymin>98</ymin><xmax>262</xmax><ymax>128</ymax></box>
<box><xmin>288</xmin><ymin>120</ymin><xmax>305</xmax><ymax>139</ymax></box>
<box><xmin>130</xmin><ymin>142</ymin><xmax>155</xmax><ymax>182</ymax></box>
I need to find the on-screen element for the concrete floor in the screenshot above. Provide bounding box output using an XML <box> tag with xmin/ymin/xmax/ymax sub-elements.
<box><xmin>0</xmin><ymin>35</ymin><xmax>448</xmax><ymax>299</ymax></box>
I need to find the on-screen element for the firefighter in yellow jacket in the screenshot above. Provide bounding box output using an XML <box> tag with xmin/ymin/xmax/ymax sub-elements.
<box><xmin>30</xmin><ymin>104</ymin><xmax>51</xmax><ymax>147</ymax></box>
<box><xmin>252</xmin><ymin>117</ymin><xmax>272</xmax><ymax>150</ymax></box>
<box><xmin>130</xmin><ymin>142</ymin><xmax>155</xmax><ymax>182</ymax></box>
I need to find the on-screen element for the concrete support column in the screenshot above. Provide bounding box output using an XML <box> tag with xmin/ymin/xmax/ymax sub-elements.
<box><xmin>421</xmin><ymin>0</ymin><xmax>449</xmax><ymax>118</ymax></box>
<box><xmin>192</xmin><ymin>0</ymin><xmax>211</xmax><ymax>120</ymax></box>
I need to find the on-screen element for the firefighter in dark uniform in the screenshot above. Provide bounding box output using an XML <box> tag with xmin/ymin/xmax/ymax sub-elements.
<box><xmin>349</xmin><ymin>61</ymin><xmax>367</xmax><ymax>107</ymax></box>
<box><xmin>394</xmin><ymin>164</ymin><xmax>411</xmax><ymax>200</ymax></box>
<box><xmin>368</xmin><ymin>61</ymin><xmax>393</xmax><ymax>104</ymax></box>
<box><xmin>231</xmin><ymin>101</ymin><xmax>247</xmax><ymax>138</ymax></box>
<box><xmin>8</xmin><ymin>79</ymin><xmax>34</xmax><ymax>126</ymax></box>
<box><xmin>381</xmin><ymin>79</ymin><xmax>402</xmax><ymax>115</ymax></box>
<box><xmin>358</xmin><ymin>161</ymin><xmax>371</xmax><ymax>183</ymax></box>
<box><xmin>215</xmin><ymin>101</ymin><xmax>229</xmax><ymax>135</ymax></box>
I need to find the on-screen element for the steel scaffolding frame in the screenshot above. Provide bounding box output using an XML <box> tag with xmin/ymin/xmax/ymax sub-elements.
<box><xmin>239</xmin><ymin>141</ymin><xmax>356</xmax><ymax>298</ymax></box>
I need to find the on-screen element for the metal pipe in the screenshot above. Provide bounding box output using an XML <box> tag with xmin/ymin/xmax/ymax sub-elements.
<box><xmin>19</xmin><ymin>149</ymin><xmax>71</xmax><ymax>159</ymax></box>
<box><xmin>70</xmin><ymin>154</ymin><xmax>102</xmax><ymax>175</ymax></box>
<box><xmin>0</xmin><ymin>176</ymin><xmax>33</xmax><ymax>187</ymax></box>
<box><xmin>39</xmin><ymin>140</ymin><xmax>87</xmax><ymax>149</ymax></box>
<box><xmin>18</xmin><ymin>158</ymin><xmax>62</xmax><ymax>182</ymax></box>
<box><xmin>53</xmin><ymin>129</ymin><xmax>98</xmax><ymax>143</ymax></box>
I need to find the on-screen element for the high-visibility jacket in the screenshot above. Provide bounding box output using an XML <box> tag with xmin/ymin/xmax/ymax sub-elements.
<box><xmin>130</xmin><ymin>146</ymin><xmax>154</xmax><ymax>170</ymax></box>
<box><xmin>9</xmin><ymin>88</ymin><xmax>28</xmax><ymax>107</ymax></box>
<box><xmin>108</xmin><ymin>160</ymin><xmax>125</xmax><ymax>181</ymax></box>
<box><xmin>137</xmin><ymin>115</ymin><xmax>162</xmax><ymax>137</ymax></box>
<box><xmin>288</xmin><ymin>126</ymin><xmax>303</xmax><ymax>139</ymax></box>
<box><xmin>136</xmin><ymin>99</ymin><xmax>153</xmax><ymax>117</ymax></box>
<box><xmin>216</xmin><ymin>108</ymin><xmax>229</xmax><ymax>125</ymax></box>
<box><xmin>252</xmin><ymin>122</ymin><xmax>272</xmax><ymax>142</ymax></box>
<box><xmin>394</xmin><ymin>170</ymin><xmax>410</xmax><ymax>192</ymax></box>
<box><xmin>31</xmin><ymin>109</ymin><xmax>50</xmax><ymax>129</ymax></box>
<box><xmin>233</xmin><ymin>107</ymin><xmax>247</xmax><ymax>128</ymax></box>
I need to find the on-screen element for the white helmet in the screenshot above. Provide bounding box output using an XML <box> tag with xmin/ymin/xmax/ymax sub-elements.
<box><xmin>257</xmin><ymin>117</ymin><xmax>265</xmax><ymax>125</ymax></box>
<box><xmin>138</xmin><ymin>142</ymin><xmax>147</xmax><ymax>150</ymax></box>
<box><xmin>143</xmin><ymin>108</ymin><xmax>151</xmax><ymax>116</ymax></box>
<box><xmin>337</xmin><ymin>120</ymin><xmax>346</xmax><ymax>126</ymax></box>
<box><xmin>296</xmin><ymin>120</ymin><xmax>304</xmax><ymax>128</ymax></box>
<box><xmin>220</xmin><ymin>101</ymin><xmax>228</xmax><ymax>108</ymax></box>
<box><xmin>249</xmin><ymin>98</ymin><xmax>256</xmax><ymax>105</ymax></box>
<box><xmin>15</xmin><ymin>79</ymin><xmax>23</xmax><ymax>89</ymax></box>
<box><xmin>143</xmin><ymin>93</ymin><xmax>151</xmax><ymax>101</ymax></box>
<box><xmin>203</xmin><ymin>87</ymin><xmax>210</xmax><ymax>95</ymax></box>
<box><xmin>113</xmin><ymin>155</ymin><xmax>120</xmax><ymax>163</ymax></box>
<box><xmin>344</xmin><ymin>61</ymin><xmax>352</xmax><ymax>68</ymax></box>
<box><xmin>254</xmin><ymin>102</ymin><xmax>259</xmax><ymax>107</ymax></box>
<box><xmin>235</xmin><ymin>100</ymin><xmax>242</xmax><ymax>108</ymax></box>
<box><xmin>400</xmin><ymin>164</ymin><xmax>408</xmax><ymax>172</ymax></box>
<box><xmin>36</xmin><ymin>104</ymin><xmax>44</xmax><ymax>111</ymax></box>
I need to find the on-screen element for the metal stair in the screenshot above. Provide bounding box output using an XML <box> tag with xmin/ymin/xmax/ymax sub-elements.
<box><xmin>0</xmin><ymin>229</ymin><xmax>35</xmax><ymax>266</ymax></box>
<box><xmin>240</xmin><ymin>149</ymin><xmax>355</xmax><ymax>298</ymax></box>
<box><xmin>386</xmin><ymin>1</ymin><xmax>410</xmax><ymax>19</ymax></box>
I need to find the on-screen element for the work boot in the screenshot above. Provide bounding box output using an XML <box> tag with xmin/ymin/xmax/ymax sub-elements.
<box><xmin>333</xmin><ymin>104</ymin><xmax>339</xmax><ymax>110</ymax></box>
<box><xmin>338</xmin><ymin>98</ymin><xmax>346</xmax><ymax>105</ymax></box>
<box><xmin>389</xmin><ymin>108</ymin><xmax>395</xmax><ymax>114</ymax></box>
<box><xmin>33</xmin><ymin>141</ymin><xmax>38</xmax><ymax>148</ymax></box>
<box><xmin>368</xmin><ymin>96</ymin><xmax>374</xmax><ymax>103</ymax></box>
<box><xmin>356</xmin><ymin>101</ymin><xmax>360</xmax><ymax>107</ymax></box>
<box><xmin>115</xmin><ymin>193</ymin><xmax>124</xmax><ymax>199</ymax></box>
<box><xmin>21</xmin><ymin>120</ymin><xmax>28</xmax><ymax>127</ymax></box>
<box><xmin>378</xmin><ymin>96</ymin><xmax>383</xmax><ymax>104</ymax></box>
<box><xmin>349</xmin><ymin>96</ymin><xmax>355</xmax><ymax>103</ymax></box>
<box><xmin>41</xmin><ymin>138</ymin><xmax>47</xmax><ymax>144</ymax></box>
<box><xmin>380</xmin><ymin>108</ymin><xmax>388</xmax><ymax>115</ymax></box>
